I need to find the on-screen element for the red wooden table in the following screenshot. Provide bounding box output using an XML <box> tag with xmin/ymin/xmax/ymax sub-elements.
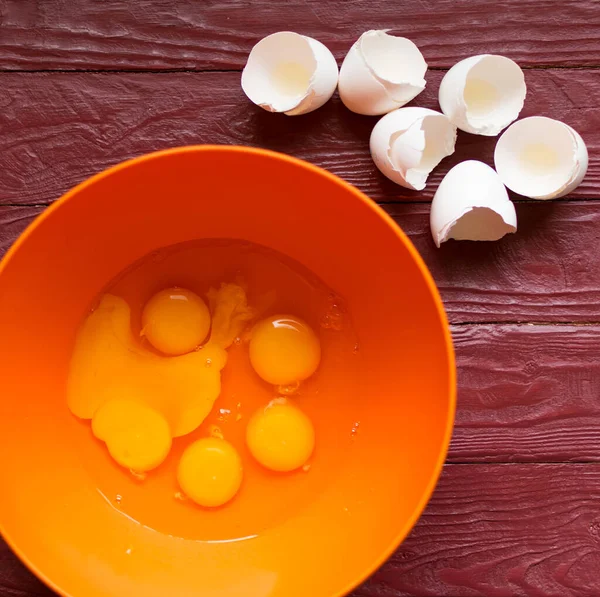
<box><xmin>2</xmin><ymin>1</ymin><xmax>600</xmax><ymax>596</ymax></box>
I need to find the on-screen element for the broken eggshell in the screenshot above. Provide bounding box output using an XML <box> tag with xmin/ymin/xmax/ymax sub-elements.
<box><xmin>338</xmin><ymin>30</ymin><xmax>427</xmax><ymax>116</ymax></box>
<box><xmin>241</xmin><ymin>31</ymin><xmax>338</xmax><ymax>116</ymax></box>
<box><xmin>494</xmin><ymin>116</ymin><xmax>588</xmax><ymax>199</ymax></box>
<box><xmin>430</xmin><ymin>160</ymin><xmax>517</xmax><ymax>247</ymax></box>
<box><xmin>370</xmin><ymin>107</ymin><xmax>457</xmax><ymax>190</ymax></box>
<box><xmin>438</xmin><ymin>55</ymin><xmax>526</xmax><ymax>136</ymax></box>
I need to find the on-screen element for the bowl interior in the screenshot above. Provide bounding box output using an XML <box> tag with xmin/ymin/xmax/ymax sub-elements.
<box><xmin>0</xmin><ymin>147</ymin><xmax>454</xmax><ymax>597</ymax></box>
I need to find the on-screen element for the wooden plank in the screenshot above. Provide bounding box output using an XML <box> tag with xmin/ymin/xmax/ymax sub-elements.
<box><xmin>0</xmin><ymin>205</ymin><xmax>43</xmax><ymax>256</ymax></box>
<box><xmin>1</xmin><ymin>0</ymin><xmax>599</xmax><ymax>70</ymax></box>
<box><xmin>0</xmin><ymin>70</ymin><xmax>599</xmax><ymax>206</ymax></box>
<box><xmin>0</xmin><ymin>537</ymin><xmax>51</xmax><ymax>596</ymax></box>
<box><xmin>2</xmin><ymin>464</ymin><xmax>599</xmax><ymax>596</ymax></box>
<box><xmin>450</xmin><ymin>325</ymin><xmax>600</xmax><ymax>463</ymax></box>
<box><xmin>387</xmin><ymin>202</ymin><xmax>600</xmax><ymax>324</ymax></box>
<box><xmin>3</xmin><ymin>202</ymin><xmax>600</xmax><ymax>324</ymax></box>
<box><xmin>353</xmin><ymin>464</ymin><xmax>600</xmax><ymax>597</ymax></box>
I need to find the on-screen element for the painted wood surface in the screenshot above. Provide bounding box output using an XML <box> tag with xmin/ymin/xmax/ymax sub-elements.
<box><xmin>1</xmin><ymin>0</ymin><xmax>599</xmax><ymax>70</ymax></box>
<box><xmin>357</xmin><ymin>464</ymin><xmax>600</xmax><ymax>597</ymax></box>
<box><xmin>1</xmin><ymin>0</ymin><xmax>599</xmax><ymax>595</ymax></box>
<box><xmin>3</xmin><ymin>203</ymin><xmax>600</xmax><ymax>324</ymax></box>
<box><xmin>386</xmin><ymin>202</ymin><xmax>600</xmax><ymax>324</ymax></box>
<box><xmin>0</xmin><ymin>71</ymin><xmax>599</xmax><ymax>206</ymax></box>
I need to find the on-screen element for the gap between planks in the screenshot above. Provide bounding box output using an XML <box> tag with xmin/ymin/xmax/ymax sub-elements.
<box><xmin>444</xmin><ymin>461</ymin><xmax>600</xmax><ymax>465</ymax></box>
<box><xmin>1</xmin><ymin>65</ymin><xmax>600</xmax><ymax>75</ymax></box>
<box><xmin>3</xmin><ymin>197</ymin><xmax>600</xmax><ymax>207</ymax></box>
<box><xmin>452</xmin><ymin>320</ymin><xmax>600</xmax><ymax>327</ymax></box>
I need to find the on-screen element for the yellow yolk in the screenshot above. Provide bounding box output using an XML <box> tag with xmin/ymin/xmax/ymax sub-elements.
<box><xmin>68</xmin><ymin>294</ymin><xmax>225</xmax><ymax>437</ymax></box>
<box><xmin>92</xmin><ymin>399</ymin><xmax>172</xmax><ymax>472</ymax></box>
<box><xmin>68</xmin><ymin>284</ymin><xmax>254</xmax><ymax>441</ymax></box>
<box><xmin>249</xmin><ymin>315</ymin><xmax>320</xmax><ymax>386</ymax></box>
<box><xmin>246</xmin><ymin>399</ymin><xmax>315</xmax><ymax>472</ymax></box>
<box><xmin>142</xmin><ymin>287</ymin><xmax>210</xmax><ymax>355</ymax></box>
<box><xmin>177</xmin><ymin>438</ymin><xmax>243</xmax><ymax>507</ymax></box>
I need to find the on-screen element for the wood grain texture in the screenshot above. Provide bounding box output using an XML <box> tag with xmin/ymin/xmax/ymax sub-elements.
<box><xmin>3</xmin><ymin>202</ymin><xmax>600</xmax><ymax>324</ymax></box>
<box><xmin>450</xmin><ymin>325</ymin><xmax>600</xmax><ymax>463</ymax></box>
<box><xmin>2</xmin><ymin>464</ymin><xmax>600</xmax><ymax>596</ymax></box>
<box><xmin>354</xmin><ymin>464</ymin><xmax>600</xmax><ymax>597</ymax></box>
<box><xmin>0</xmin><ymin>537</ymin><xmax>50</xmax><ymax>596</ymax></box>
<box><xmin>386</xmin><ymin>202</ymin><xmax>600</xmax><ymax>323</ymax></box>
<box><xmin>1</xmin><ymin>0</ymin><xmax>599</xmax><ymax>70</ymax></box>
<box><xmin>0</xmin><ymin>205</ymin><xmax>43</xmax><ymax>256</ymax></box>
<box><xmin>0</xmin><ymin>70</ymin><xmax>599</xmax><ymax>206</ymax></box>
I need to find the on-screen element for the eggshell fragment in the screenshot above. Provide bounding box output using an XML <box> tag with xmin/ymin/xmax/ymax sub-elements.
<box><xmin>339</xmin><ymin>30</ymin><xmax>427</xmax><ymax>116</ymax></box>
<box><xmin>430</xmin><ymin>160</ymin><xmax>517</xmax><ymax>247</ymax></box>
<box><xmin>439</xmin><ymin>55</ymin><xmax>526</xmax><ymax>136</ymax></box>
<box><xmin>241</xmin><ymin>31</ymin><xmax>338</xmax><ymax>116</ymax></box>
<box><xmin>370</xmin><ymin>107</ymin><xmax>457</xmax><ymax>190</ymax></box>
<box><xmin>494</xmin><ymin>116</ymin><xmax>588</xmax><ymax>199</ymax></box>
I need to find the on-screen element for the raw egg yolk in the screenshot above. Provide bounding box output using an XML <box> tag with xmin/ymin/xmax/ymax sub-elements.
<box><xmin>246</xmin><ymin>399</ymin><xmax>315</xmax><ymax>472</ymax></box>
<box><xmin>142</xmin><ymin>287</ymin><xmax>210</xmax><ymax>355</ymax></box>
<box><xmin>177</xmin><ymin>438</ymin><xmax>243</xmax><ymax>507</ymax></box>
<box><xmin>92</xmin><ymin>398</ymin><xmax>172</xmax><ymax>472</ymax></box>
<box><xmin>68</xmin><ymin>284</ymin><xmax>254</xmax><ymax>439</ymax></box>
<box><xmin>249</xmin><ymin>315</ymin><xmax>320</xmax><ymax>386</ymax></box>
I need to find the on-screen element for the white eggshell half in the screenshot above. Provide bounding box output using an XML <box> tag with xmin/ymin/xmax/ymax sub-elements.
<box><xmin>430</xmin><ymin>160</ymin><xmax>517</xmax><ymax>247</ymax></box>
<box><xmin>370</xmin><ymin>107</ymin><xmax>457</xmax><ymax>190</ymax></box>
<box><xmin>241</xmin><ymin>31</ymin><xmax>338</xmax><ymax>116</ymax></box>
<box><xmin>438</xmin><ymin>55</ymin><xmax>526</xmax><ymax>136</ymax></box>
<box><xmin>339</xmin><ymin>30</ymin><xmax>427</xmax><ymax>116</ymax></box>
<box><xmin>494</xmin><ymin>116</ymin><xmax>588</xmax><ymax>199</ymax></box>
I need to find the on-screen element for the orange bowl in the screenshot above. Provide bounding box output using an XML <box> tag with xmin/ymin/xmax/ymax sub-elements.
<box><xmin>0</xmin><ymin>146</ymin><xmax>455</xmax><ymax>597</ymax></box>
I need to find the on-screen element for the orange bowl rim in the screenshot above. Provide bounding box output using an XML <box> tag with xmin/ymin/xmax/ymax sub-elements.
<box><xmin>0</xmin><ymin>144</ymin><xmax>456</xmax><ymax>597</ymax></box>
